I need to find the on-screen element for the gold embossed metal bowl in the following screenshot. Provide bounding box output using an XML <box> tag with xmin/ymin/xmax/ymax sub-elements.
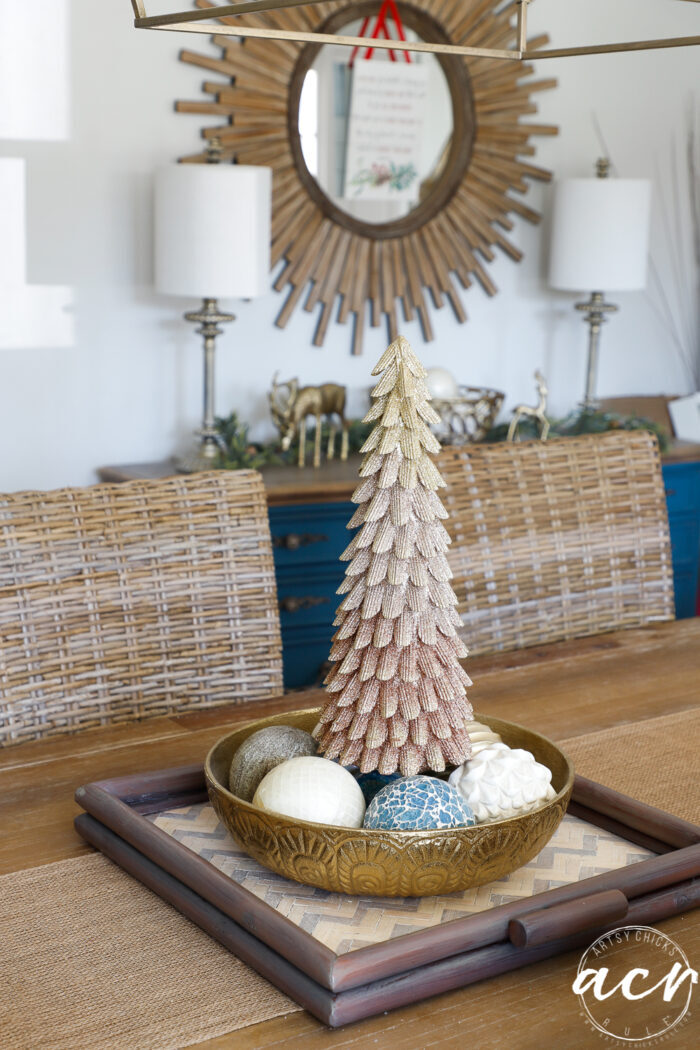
<box><xmin>205</xmin><ymin>708</ymin><xmax>574</xmax><ymax>897</ymax></box>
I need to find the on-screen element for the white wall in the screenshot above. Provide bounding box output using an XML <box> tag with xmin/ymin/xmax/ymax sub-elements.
<box><xmin>0</xmin><ymin>0</ymin><xmax>698</xmax><ymax>492</ymax></box>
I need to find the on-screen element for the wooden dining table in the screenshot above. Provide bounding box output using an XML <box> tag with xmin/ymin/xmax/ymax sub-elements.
<box><xmin>2</xmin><ymin>618</ymin><xmax>699</xmax><ymax>1050</ymax></box>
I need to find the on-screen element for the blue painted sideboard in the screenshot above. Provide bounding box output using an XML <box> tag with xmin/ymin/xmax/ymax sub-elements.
<box><xmin>662</xmin><ymin>459</ymin><xmax>700</xmax><ymax>620</ymax></box>
<box><xmin>269</xmin><ymin>501</ymin><xmax>351</xmax><ymax>689</ymax></box>
<box><xmin>271</xmin><ymin>460</ymin><xmax>700</xmax><ymax>689</ymax></box>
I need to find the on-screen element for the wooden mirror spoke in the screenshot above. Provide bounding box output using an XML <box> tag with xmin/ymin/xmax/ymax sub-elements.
<box><xmin>177</xmin><ymin>0</ymin><xmax>557</xmax><ymax>353</ymax></box>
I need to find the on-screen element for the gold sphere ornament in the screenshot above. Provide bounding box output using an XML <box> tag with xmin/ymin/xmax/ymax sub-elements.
<box><xmin>228</xmin><ymin>725</ymin><xmax>317</xmax><ymax>802</ymax></box>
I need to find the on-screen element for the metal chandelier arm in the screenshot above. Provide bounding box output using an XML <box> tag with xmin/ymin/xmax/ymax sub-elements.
<box><xmin>130</xmin><ymin>0</ymin><xmax>700</xmax><ymax>62</ymax></box>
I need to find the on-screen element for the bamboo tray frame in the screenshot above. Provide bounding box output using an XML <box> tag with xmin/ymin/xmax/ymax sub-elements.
<box><xmin>74</xmin><ymin>765</ymin><xmax>700</xmax><ymax>1026</ymax></box>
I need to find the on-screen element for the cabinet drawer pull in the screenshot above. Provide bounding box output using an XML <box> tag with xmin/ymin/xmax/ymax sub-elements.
<box><xmin>273</xmin><ymin>531</ymin><xmax>328</xmax><ymax>551</ymax></box>
<box><xmin>279</xmin><ymin>595</ymin><xmax>330</xmax><ymax>614</ymax></box>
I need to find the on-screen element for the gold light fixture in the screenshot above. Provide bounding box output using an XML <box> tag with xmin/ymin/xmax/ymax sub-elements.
<box><xmin>130</xmin><ymin>0</ymin><xmax>700</xmax><ymax>61</ymax></box>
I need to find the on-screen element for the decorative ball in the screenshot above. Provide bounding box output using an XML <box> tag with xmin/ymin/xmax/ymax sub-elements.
<box><xmin>464</xmin><ymin>720</ymin><xmax>504</xmax><ymax>756</ymax></box>
<box><xmin>425</xmin><ymin>367</ymin><xmax>459</xmax><ymax>400</ymax></box>
<box><xmin>448</xmin><ymin>743</ymin><xmax>556</xmax><ymax>824</ymax></box>
<box><xmin>253</xmin><ymin>756</ymin><xmax>366</xmax><ymax>828</ymax></box>
<box><xmin>355</xmin><ymin>770</ymin><xmax>402</xmax><ymax>806</ymax></box>
<box><xmin>364</xmin><ymin>775</ymin><xmax>476</xmax><ymax>831</ymax></box>
<box><xmin>229</xmin><ymin>726</ymin><xmax>317</xmax><ymax>802</ymax></box>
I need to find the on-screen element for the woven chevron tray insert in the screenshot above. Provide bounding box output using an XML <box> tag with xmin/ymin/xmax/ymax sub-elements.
<box><xmin>150</xmin><ymin>803</ymin><xmax>652</xmax><ymax>954</ymax></box>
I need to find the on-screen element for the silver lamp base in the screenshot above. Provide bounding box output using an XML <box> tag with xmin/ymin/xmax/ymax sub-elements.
<box><xmin>176</xmin><ymin>297</ymin><xmax>235</xmax><ymax>474</ymax></box>
<box><xmin>575</xmin><ymin>291</ymin><xmax>618</xmax><ymax>412</ymax></box>
<box><xmin>176</xmin><ymin>440</ymin><xmax>224</xmax><ymax>475</ymax></box>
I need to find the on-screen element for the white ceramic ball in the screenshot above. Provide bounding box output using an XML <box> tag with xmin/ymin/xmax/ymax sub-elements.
<box><xmin>448</xmin><ymin>743</ymin><xmax>556</xmax><ymax>823</ymax></box>
<box><xmin>252</xmin><ymin>756</ymin><xmax>366</xmax><ymax>828</ymax></box>
<box><xmin>425</xmin><ymin>367</ymin><xmax>459</xmax><ymax>400</ymax></box>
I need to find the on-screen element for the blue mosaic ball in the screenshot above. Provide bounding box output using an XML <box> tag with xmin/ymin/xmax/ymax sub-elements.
<box><xmin>363</xmin><ymin>775</ymin><xmax>476</xmax><ymax>831</ymax></box>
<box><xmin>355</xmin><ymin>771</ymin><xmax>402</xmax><ymax>806</ymax></box>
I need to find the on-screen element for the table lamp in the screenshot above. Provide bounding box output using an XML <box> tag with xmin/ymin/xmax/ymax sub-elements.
<box><xmin>548</xmin><ymin>158</ymin><xmax>652</xmax><ymax>411</ymax></box>
<box><xmin>155</xmin><ymin>154</ymin><xmax>271</xmax><ymax>471</ymax></box>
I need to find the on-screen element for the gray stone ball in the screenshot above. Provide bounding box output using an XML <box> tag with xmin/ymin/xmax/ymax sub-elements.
<box><xmin>228</xmin><ymin>726</ymin><xmax>318</xmax><ymax>802</ymax></box>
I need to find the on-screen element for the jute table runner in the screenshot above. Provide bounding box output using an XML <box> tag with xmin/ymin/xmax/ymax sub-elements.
<box><xmin>563</xmin><ymin>707</ymin><xmax>699</xmax><ymax>824</ymax></box>
<box><xmin>1</xmin><ymin>708</ymin><xmax>696</xmax><ymax>1050</ymax></box>
<box><xmin>0</xmin><ymin>853</ymin><xmax>301</xmax><ymax>1050</ymax></box>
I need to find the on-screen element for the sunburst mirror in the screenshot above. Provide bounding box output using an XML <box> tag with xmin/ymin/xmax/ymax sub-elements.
<box><xmin>177</xmin><ymin>0</ymin><xmax>557</xmax><ymax>353</ymax></box>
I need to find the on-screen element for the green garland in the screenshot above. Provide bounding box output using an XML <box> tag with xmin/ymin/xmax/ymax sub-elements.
<box><xmin>484</xmin><ymin>409</ymin><xmax>670</xmax><ymax>453</ymax></box>
<box><xmin>213</xmin><ymin>413</ymin><xmax>279</xmax><ymax>471</ymax></box>
<box><xmin>213</xmin><ymin>414</ymin><xmax>374</xmax><ymax>470</ymax></box>
<box><xmin>212</xmin><ymin>408</ymin><xmax>670</xmax><ymax>471</ymax></box>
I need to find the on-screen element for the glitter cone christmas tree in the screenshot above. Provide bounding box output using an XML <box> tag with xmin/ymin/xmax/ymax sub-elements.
<box><xmin>313</xmin><ymin>337</ymin><xmax>473</xmax><ymax>776</ymax></box>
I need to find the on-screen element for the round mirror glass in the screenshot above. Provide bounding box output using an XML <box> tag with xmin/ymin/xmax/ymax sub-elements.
<box><xmin>297</xmin><ymin>13</ymin><xmax>455</xmax><ymax>227</ymax></box>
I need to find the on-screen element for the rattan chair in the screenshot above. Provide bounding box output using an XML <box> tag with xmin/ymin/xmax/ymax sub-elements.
<box><xmin>437</xmin><ymin>431</ymin><xmax>675</xmax><ymax>656</ymax></box>
<box><xmin>0</xmin><ymin>470</ymin><xmax>283</xmax><ymax>747</ymax></box>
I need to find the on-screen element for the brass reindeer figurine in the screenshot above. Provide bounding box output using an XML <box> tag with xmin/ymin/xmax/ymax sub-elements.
<box><xmin>507</xmin><ymin>370</ymin><xmax>550</xmax><ymax>442</ymax></box>
<box><xmin>269</xmin><ymin>374</ymin><xmax>350</xmax><ymax>468</ymax></box>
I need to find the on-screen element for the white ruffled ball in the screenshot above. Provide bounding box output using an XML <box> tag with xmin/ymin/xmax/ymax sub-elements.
<box><xmin>448</xmin><ymin>743</ymin><xmax>556</xmax><ymax>823</ymax></box>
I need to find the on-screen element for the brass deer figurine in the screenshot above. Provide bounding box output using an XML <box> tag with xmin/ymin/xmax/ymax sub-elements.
<box><xmin>507</xmin><ymin>370</ymin><xmax>550</xmax><ymax>442</ymax></box>
<box><xmin>269</xmin><ymin>374</ymin><xmax>350</xmax><ymax>468</ymax></box>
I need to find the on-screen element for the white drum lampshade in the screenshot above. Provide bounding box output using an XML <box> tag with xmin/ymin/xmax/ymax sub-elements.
<box><xmin>154</xmin><ymin>163</ymin><xmax>271</xmax><ymax>299</ymax></box>
<box><xmin>548</xmin><ymin>177</ymin><xmax>651</xmax><ymax>292</ymax></box>
<box><xmin>153</xmin><ymin>161</ymin><xmax>271</xmax><ymax>472</ymax></box>
<box><xmin>0</xmin><ymin>0</ymin><xmax>69</xmax><ymax>141</ymax></box>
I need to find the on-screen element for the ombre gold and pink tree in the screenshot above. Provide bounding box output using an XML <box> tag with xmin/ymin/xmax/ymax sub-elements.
<box><xmin>313</xmin><ymin>337</ymin><xmax>473</xmax><ymax>776</ymax></box>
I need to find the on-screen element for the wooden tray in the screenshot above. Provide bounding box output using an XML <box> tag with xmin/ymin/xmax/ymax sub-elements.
<box><xmin>74</xmin><ymin>766</ymin><xmax>700</xmax><ymax>1027</ymax></box>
